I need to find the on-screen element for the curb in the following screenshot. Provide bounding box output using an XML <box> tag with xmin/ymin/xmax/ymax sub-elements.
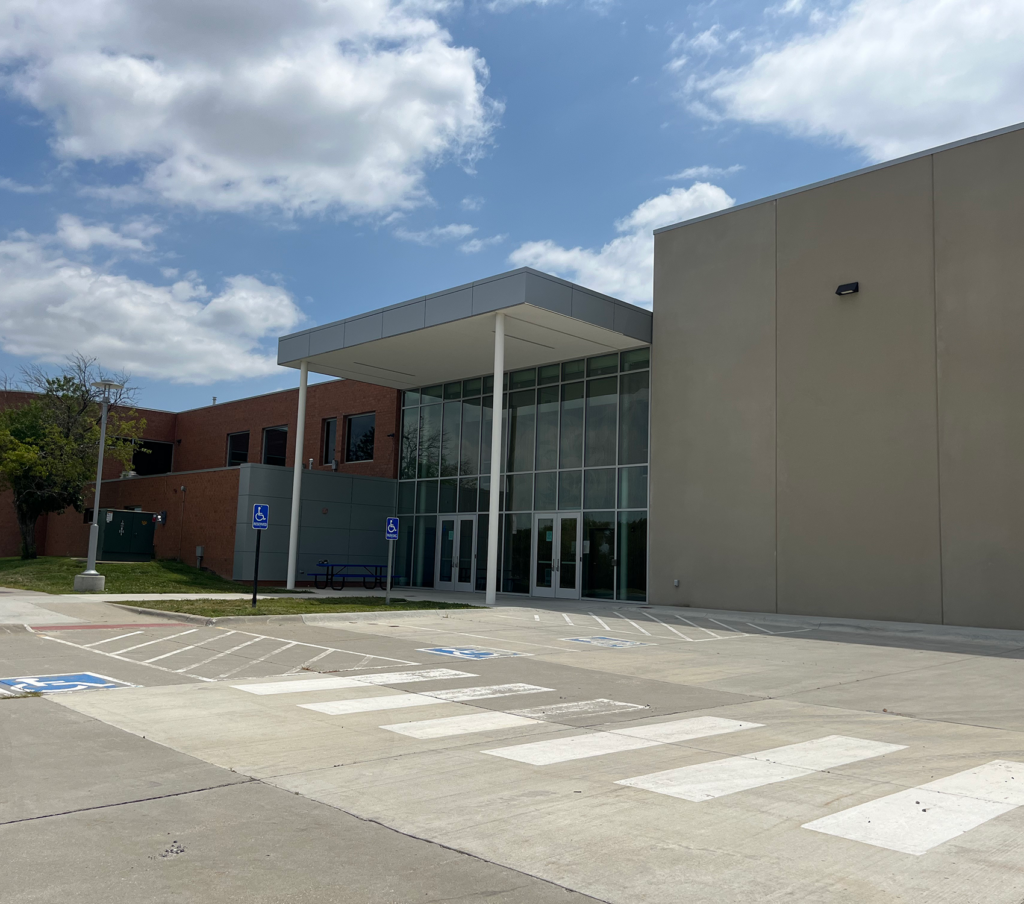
<box><xmin>109</xmin><ymin>603</ymin><xmax>476</xmax><ymax>628</ymax></box>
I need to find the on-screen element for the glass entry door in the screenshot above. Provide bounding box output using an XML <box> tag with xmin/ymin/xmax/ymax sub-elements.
<box><xmin>532</xmin><ymin>513</ymin><xmax>580</xmax><ymax>599</ymax></box>
<box><xmin>435</xmin><ymin>517</ymin><xmax>456</xmax><ymax>592</ymax></box>
<box><xmin>454</xmin><ymin>515</ymin><xmax>476</xmax><ymax>592</ymax></box>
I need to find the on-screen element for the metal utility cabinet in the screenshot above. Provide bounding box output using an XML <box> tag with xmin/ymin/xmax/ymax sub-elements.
<box><xmin>97</xmin><ymin>509</ymin><xmax>156</xmax><ymax>562</ymax></box>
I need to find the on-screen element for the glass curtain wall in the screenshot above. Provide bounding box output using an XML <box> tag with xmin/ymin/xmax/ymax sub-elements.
<box><xmin>395</xmin><ymin>348</ymin><xmax>649</xmax><ymax>601</ymax></box>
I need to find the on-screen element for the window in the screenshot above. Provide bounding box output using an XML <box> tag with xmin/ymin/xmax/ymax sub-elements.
<box><xmin>227</xmin><ymin>431</ymin><xmax>249</xmax><ymax>467</ymax></box>
<box><xmin>262</xmin><ymin>426</ymin><xmax>288</xmax><ymax>467</ymax></box>
<box><xmin>346</xmin><ymin>413</ymin><xmax>376</xmax><ymax>462</ymax></box>
<box><xmin>132</xmin><ymin>440</ymin><xmax>173</xmax><ymax>476</ymax></box>
<box><xmin>321</xmin><ymin>418</ymin><xmax>337</xmax><ymax>465</ymax></box>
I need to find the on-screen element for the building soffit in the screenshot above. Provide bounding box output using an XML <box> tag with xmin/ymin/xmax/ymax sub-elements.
<box><xmin>277</xmin><ymin>268</ymin><xmax>653</xmax><ymax>390</ymax></box>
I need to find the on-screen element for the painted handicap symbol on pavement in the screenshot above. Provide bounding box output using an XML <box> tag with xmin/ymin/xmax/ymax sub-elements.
<box><xmin>419</xmin><ymin>646</ymin><xmax>530</xmax><ymax>660</ymax></box>
<box><xmin>0</xmin><ymin>672</ymin><xmax>134</xmax><ymax>695</ymax></box>
<box><xmin>562</xmin><ymin>636</ymin><xmax>650</xmax><ymax>648</ymax></box>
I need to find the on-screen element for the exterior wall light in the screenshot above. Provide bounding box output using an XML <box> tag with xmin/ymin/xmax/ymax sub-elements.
<box><xmin>836</xmin><ymin>282</ymin><xmax>859</xmax><ymax>296</ymax></box>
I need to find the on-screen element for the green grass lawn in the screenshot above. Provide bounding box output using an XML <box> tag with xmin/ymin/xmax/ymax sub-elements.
<box><xmin>125</xmin><ymin>597</ymin><xmax>481</xmax><ymax>618</ymax></box>
<box><xmin>0</xmin><ymin>556</ymin><xmax>248</xmax><ymax>594</ymax></box>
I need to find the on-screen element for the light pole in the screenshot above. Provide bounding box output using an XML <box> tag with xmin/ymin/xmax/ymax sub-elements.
<box><xmin>74</xmin><ymin>380</ymin><xmax>124</xmax><ymax>592</ymax></box>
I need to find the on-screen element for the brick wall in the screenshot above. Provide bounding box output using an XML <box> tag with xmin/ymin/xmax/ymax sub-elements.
<box><xmin>44</xmin><ymin>468</ymin><xmax>241</xmax><ymax>578</ymax></box>
<box><xmin>0</xmin><ymin>489</ymin><xmax>48</xmax><ymax>558</ymax></box>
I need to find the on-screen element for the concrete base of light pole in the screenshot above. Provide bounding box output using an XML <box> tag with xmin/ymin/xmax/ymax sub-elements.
<box><xmin>73</xmin><ymin>573</ymin><xmax>106</xmax><ymax>592</ymax></box>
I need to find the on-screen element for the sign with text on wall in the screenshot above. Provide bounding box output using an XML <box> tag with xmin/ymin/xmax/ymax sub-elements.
<box><xmin>386</xmin><ymin>516</ymin><xmax>399</xmax><ymax>541</ymax></box>
<box><xmin>252</xmin><ymin>504</ymin><xmax>269</xmax><ymax>530</ymax></box>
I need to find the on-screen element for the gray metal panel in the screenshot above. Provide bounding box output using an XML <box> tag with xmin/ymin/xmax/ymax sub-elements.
<box><xmin>344</xmin><ymin>312</ymin><xmax>384</xmax><ymax>347</ymax></box>
<box><xmin>524</xmin><ymin>271</ymin><xmax>572</xmax><ymax>316</ymax></box>
<box><xmin>571</xmin><ymin>289</ymin><xmax>615</xmax><ymax>330</ymax></box>
<box><xmin>308</xmin><ymin>323</ymin><xmax>345</xmax><ymax>357</ymax></box>
<box><xmin>352</xmin><ymin>477</ymin><xmax>397</xmax><ymax>507</ymax></box>
<box><xmin>277</xmin><ymin>333</ymin><xmax>310</xmax><ymax>364</ymax></box>
<box><xmin>425</xmin><ymin>288</ymin><xmax>473</xmax><ymax>326</ymax></box>
<box><xmin>472</xmin><ymin>272</ymin><xmax>527</xmax><ymax>314</ymax></box>
<box><xmin>613</xmin><ymin>302</ymin><xmax>653</xmax><ymax>343</ymax></box>
<box><xmin>383</xmin><ymin>300</ymin><xmax>425</xmax><ymax>337</ymax></box>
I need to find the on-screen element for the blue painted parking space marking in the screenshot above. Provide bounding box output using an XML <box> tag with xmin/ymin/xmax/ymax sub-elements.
<box><xmin>0</xmin><ymin>672</ymin><xmax>135</xmax><ymax>694</ymax></box>
<box><xmin>562</xmin><ymin>636</ymin><xmax>650</xmax><ymax>648</ymax></box>
<box><xmin>418</xmin><ymin>646</ymin><xmax>531</xmax><ymax>660</ymax></box>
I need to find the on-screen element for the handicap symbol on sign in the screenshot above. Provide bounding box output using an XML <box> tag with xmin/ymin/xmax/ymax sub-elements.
<box><xmin>252</xmin><ymin>503</ymin><xmax>270</xmax><ymax>530</ymax></box>
<box><xmin>0</xmin><ymin>672</ymin><xmax>134</xmax><ymax>695</ymax></box>
<box><xmin>385</xmin><ymin>516</ymin><xmax>399</xmax><ymax>541</ymax></box>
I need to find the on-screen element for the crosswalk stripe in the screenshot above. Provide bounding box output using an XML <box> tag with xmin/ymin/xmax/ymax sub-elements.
<box><xmin>617</xmin><ymin>735</ymin><xmax>906</xmax><ymax>801</ymax></box>
<box><xmin>803</xmin><ymin>759</ymin><xmax>1024</xmax><ymax>855</ymax></box>
<box><xmin>509</xmin><ymin>699</ymin><xmax>646</xmax><ymax>718</ymax></box>
<box><xmin>613</xmin><ymin>716</ymin><xmax>763</xmax><ymax>743</ymax></box>
<box><xmin>384</xmin><ymin>712</ymin><xmax>541</xmax><ymax>739</ymax></box>
<box><xmin>299</xmin><ymin>694</ymin><xmax>446</xmax><ymax>715</ymax></box>
<box><xmin>233</xmin><ymin>669</ymin><xmax>477</xmax><ymax>695</ymax></box>
<box><xmin>423</xmin><ymin>683</ymin><xmax>553</xmax><ymax>702</ymax></box>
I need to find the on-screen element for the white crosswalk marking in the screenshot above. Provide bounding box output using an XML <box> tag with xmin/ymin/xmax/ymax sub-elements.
<box><xmin>300</xmin><ymin>694</ymin><xmax>445</xmax><ymax>715</ymax></box>
<box><xmin>803</xmin><ymin>759</ymin><xmax>1024</xmax><ymax>855</ymax></box>
<box><xmin>617</xmin><ymin>735</ymin><xmax>906</xmax><ymax>801</ymax></box>
<box><xmin>423</xmin><ymin>683</ymin><xmax>553</xmax><ymax>702</ymax></box>
<box><xmin>484</xmin><ymin>717</ymin><xmax>759</xmax><ymax>766</ymax></box>
<box><xmin>509</xmin><ymin>699</ymin><xmax>646</xmax><ymax>718</ymax></box>
<box><xmin>384</xmin><ymin>712</ymin><xmax>541</xmax><ymax>739</ymax></box>
<box><xmin>233</xmin><ymin>669</ymin><xmax>477</xmax><ymax>695</ymax></box>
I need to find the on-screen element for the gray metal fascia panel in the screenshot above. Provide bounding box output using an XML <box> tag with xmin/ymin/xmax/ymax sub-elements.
<box><xmin>277</xmin><ymin>333</ymin><xmax>310</xmax><ymax>364</ymax></box>
<box><xmin>425</xmin><ymin>287</ymin><xmax>473</xmax><ymax>326</ymax></box>
<box><xmin>472</xmin><ymin>271</ymin><xmax>527</xmax><ymax>314</ymax></box>
<box><xmin>613</xmin><ymin>302</ymin><xmax>653</xmax><ymax>343</ymax></box>
<box><xmin>382</xmin><ymin>299</ymin><xmax>425</xmax><ymax>337</ymax></box>
<box><xmin>308</xmin><ymin>323</ymin><xmax>345</xmax><ymax>356</ymax></box>
<box><xmin>571</xmin><ymin>288</ymin><xmax>615</xmax><ymax>330</ymax></box>
<box><xmin>344</xmin><ymin>312</ymin><xmax>384</xmax><ymax>347</ymax></box>
<box><xmin>524</xmin><ymin>271</ymin><xmax>572</xmax><ymax>316</ymax></box>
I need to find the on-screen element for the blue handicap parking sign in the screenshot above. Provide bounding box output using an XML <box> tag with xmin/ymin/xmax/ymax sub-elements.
<box><xmin>252</xmin><ymin>503</ymin><xmax>269</xmax><ymax>530</ymax></box>
<box><xmin>386</xmin><ymin>516</ymin><xmax>399</xmax><ymax>541</ymax></box>
<box><xmin>562</xmin><ymin>636</ymin><xmax>650</xmax><ymax>649</ymax></box>
<box><xmin>418</xmin><ymin>646</ymin><xmax>529</xmax><ymax>660</ymax></box>
<box><xmin>0</xmin><ymin>672</ymin><xmax>134</xmax><ymax>695</ymax></box>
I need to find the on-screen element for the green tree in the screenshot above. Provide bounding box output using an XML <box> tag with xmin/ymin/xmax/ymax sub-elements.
<box><xmin>0</xmin><ymin>356</ymin><xmax>145</xmax><ymax>559</ymax></box>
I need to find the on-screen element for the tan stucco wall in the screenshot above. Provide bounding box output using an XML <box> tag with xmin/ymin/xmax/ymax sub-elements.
<box><xmin>650</xmin><ymin>202</ymin><xmax>777</xmax><ymax>612</ymax></box>
<box><xmin>651</xmin><ymin>124</ymin><xmax>1024</xmax><ymax>630</ymax></box>
<box><xmin>934</xmin><ymin>127</ymin><xmax>1024</xmax><ymax>630</ymax></box>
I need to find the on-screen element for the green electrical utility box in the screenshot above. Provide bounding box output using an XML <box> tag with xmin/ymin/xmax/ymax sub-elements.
<box><xmin>97</xmin><ymin>509</ymin><xmax>157</xmax><ymax>562</ymax></box>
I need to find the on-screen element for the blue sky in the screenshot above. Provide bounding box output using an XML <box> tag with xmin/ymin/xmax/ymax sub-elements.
<box><xmin>2</xmin><ymin>0</ymin><xmax>1022</xmax><ymax>410</ymax></box>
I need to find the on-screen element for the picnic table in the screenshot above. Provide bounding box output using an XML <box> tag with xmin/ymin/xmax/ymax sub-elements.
<box><xmin>308</xmin><ymin>561</ymin><xmax>389</xmax><ymax>591</ymax></box>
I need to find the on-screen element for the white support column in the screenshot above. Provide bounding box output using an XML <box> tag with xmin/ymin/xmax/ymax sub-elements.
<box><xmin>485</xmin><ymin>312</ymin><xmax>505</xmax><ymax>606</ymax></box>
<box><xmin>286</xmin><ymin>361</ymin><xmax>309</xmax><ymax>590</ymax></box>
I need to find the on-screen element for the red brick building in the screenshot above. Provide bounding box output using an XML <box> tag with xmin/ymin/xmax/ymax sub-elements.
<box><xmin>1</xmin><ymin>379</ymin><xmax>401</xmax><ymax>578</ymax></box>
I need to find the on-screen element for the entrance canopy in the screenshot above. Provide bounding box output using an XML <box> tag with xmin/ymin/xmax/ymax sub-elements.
<box><xmin>277</xmin><ymin>268</ymin><xmax>652</xmax><ymax>389</ymax></box>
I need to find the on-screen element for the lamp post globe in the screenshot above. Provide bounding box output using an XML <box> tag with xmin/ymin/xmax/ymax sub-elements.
<box><xmin>74</xmin><ymin>380</ymin><xmax>125</xmax><ymax>592</ymax></box>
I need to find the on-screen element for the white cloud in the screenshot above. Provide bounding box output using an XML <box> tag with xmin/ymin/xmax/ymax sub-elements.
<box><xmin>461</xmin><ymin>195</ymin><xmax>485</xmax><ymax>211</ymax></box>
<box><xmin>0</xmin><ymin>177</ymin><xmax>52</xmax><ymax>194</ymax></box>
<box><xmin>668</xmin><ymin>164</ymin><xmax>743</xmax><ymax>180</ymax></box>
<box><xmin>55</xmin><ymin>215</ymin><xmax>160</xmax><ymax>252</ymax></box>
<box><xmin>509</xmin><ymin>183</ymin><xmax>734</xmax><ymax>306</ymax></box>
<box><xmin>486</xmin><ymin>0</ymin><xmax>559</xmax><ymax>10</ymax></box>
<box><xmin>0</xmin><ymin>226</ymin><xmax>303</xmax><ymax>383</ymax></box>
<box><xmin>394</xmin><ymin>223</ymin><xmax>476</xmax><ymax>245</ymax></box>
<box><xmin>0</xmin><ymin>0</ymin><xmax>499</xmax><ymax>216</ymax></box>
<box><xmin>693</xmin><ymin>0</ymin><xmax>1024</xmax><ymax>161</ymax></box>
<box><xmin>460</xmin><ymin>234</ymin><xmax>506</xmax><ymax>253</ymax></box>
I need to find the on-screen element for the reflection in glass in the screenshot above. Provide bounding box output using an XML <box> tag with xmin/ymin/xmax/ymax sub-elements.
<box><xmin>559</xmin><ymin>516</ymin><xmax>578</xmax><ymax>590</ymax></box>
<box><xmin>412</xmin><ymin>516</ymin><xmax>436</xmax><ymax>587</ymax></box>
<box><xmin>582</xmin><ymin>512</ymin><xmax>615</xmax><ymax>600</ymax></box>
<box><xmin>475</xmin><ymin>515</ymin><xmax>489</xmax><ymax>591</ymax></box>
<box><xmin>621</xmin><ymin>348</ymin><xmax>650</xmax><ymax>372</ymax></box>
<box><xmin>559</xmin><ymin>382</ymin><xmax>584</xmax><ymax>469</ymax></box>
<box><xmin>458</xmin><ymin>477</ymin><xmax>478</xmax><ymax>513</ymax></box>
<box><xmin>536</xmin><ymin>385</ymin><xmax>559</xmax><ymax>471</ymax></box>
<box><xmin>439</xmin><ymin>478</ymin><xmax>457</xmax><ymax>513</ymax></box>
<box><xmin>502</xmin><ymin>513</ymin><xmax>532</xmax><ymax>593</ymax></box>
<box><xmin>558</xmin><ymin>470</ymin><xmax>582</xmax><ymax>510</ymax></box>
<box><xmin>506</xmin><ymin>473</ymin><xmax>533</xmax><ymax>511</ymax></box>
<box><xmin>416</xmin><ymin>480</ymin><xmax>438</xmax><ymax>514</ymax></box>
<box><xmin>585</xmin><ymin>377</ymin><xmax>617</xmax><ymax>467</ymax></box>
<box><xmin>444</xmin><ymin>382</ymin><xmax>461</xmax><ymax>400</ymax></box>
<box><xmin>510</xmin><ymin>368</ymin><xmax>536</xmax><ymax>389</ymax></box>
<box><xmin>440</xmin><ymin>401</ymin><xmax>461</xmax><ymax>477</ymax></box>
<box><xmin>562</xmin><ymin>359</ymin><xmax>584</xmax><ymax>381</ymax></box>
<box><xmin>439</xmin><ymin>518</ymin><xmax>455</xmax><ymax>582</ymax></box>
<box><xmin>584</xmin><ymin>468</ymin><xmax>616</xmax><ymax>509</ymax></box>
<box><xmin>400</xmin><ymin>408</ymin><xmax>418</xmax><ymax>480</ymax></box>
<box><xmin>536</xmin><ymin>516</ymin><xmax>553</xmax><ymax>589</ymax></box>
<box><xmin>458</xmin><ymin>518</ymin><xmax>474</xmax><ymax>584</ymax></box>
<box><xmin>422</xmin><ymin>385</ymin><xmax>443</xmax><ymax>401</ymax></box>
<box><xmin>507</xmin><ymin>389</ymin><xmax>535</xmax><ymax>473</ymax></box>
<box><xmin>534</xmin><ymin>471</ymin><xmax>557</xmax><ymax>511</ymax></box>
<box><xmin>460</xmin><ymin>397</ymin><xmax>481</xmax><ymax>475</ymax></box>
<box><xmin>479</xmin><ymin>395</ymin><xmax>492</xmax><ymax>475</ymax></box>
<box><xmin>403</xmin><ymin>390</ymin><xmax>420</xmax><ymax>407</ymax></box>
<box><xmin>619</xmin><ymin>466</ymin><xmax>648</xmax><ymax>509</ymax></box>
<box><xmin>618</xmin><ymin>370</ymin><xmax>649</xmax><ymax>466</ymax></box>
<box><xmin>538</xmin><ymin>364</ymin><xmax>560</xmax><ymax>385</ymax></box>
<box><xmin>395</xmin><ymin>518</ymin><xmax>414</xmax><ymax>587</ymax></box>
<box><xmin>617</xmin><ymin>510</ymin><xmax>647</xmax><ymax>601</ymax></box>
<box><xmin>417</xmin><ymin>404</ymin><xmax>441</xmax><ymax>478</ymax></box>
<box><xmin>398</xmin><ymin>481</ymin><xmax>415</xmax><ymax>514</ymax></box>
<box><xmin>587</xmin><ymin>354</ymin><xmax>618</xmax><ymax>377</ymax></box>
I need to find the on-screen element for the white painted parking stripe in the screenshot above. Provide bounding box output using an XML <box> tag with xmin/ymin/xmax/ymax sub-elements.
<box><xmin>617</xmin><ymin>736</ymin><xmax>906</xmax><ymax>801</ymax></box>
<box><xmin>383</xmin><ymin>712</ymin><xmax>541</xmax><ymax>739</ymax></box>
<box><xmin>300</xmin><ymin>694</ymin><xmax>446</xmax><ymax>715</ymax></box>
<box><xmin>509</xmin><ymin>699</ymin><xmax>646</xmax><ymax>718</ymax></box>
<box><xmin>111</xmin><ymin>629</ymin><xmax>197</xmax><ymax>654</ymax></box>
<box><xmin>217</xmin><ymin>642</ymin><xmax>298</xmax><ymax>679</ymax></box>
<box><xmin>562</xmin><ymin>613</ymin><xmax>574</xmax><ymax>625</ymax></box>
<box><xmin>145</xmin><ymin>632</ymin><xmax>230</xmax><ymax>663</ymax></box>
<box><xmin>641</xmin><ymin>612</ymin><xmax>694</xmax><ymax>641</ymax></box>
<box><xmin>589</xmin><ymin>613</ymin><xmax>611</xmax><ymax>630</ymax></box>
<box><xmin>424</xmin><ymin>683</ymin><xmax>553</xmax><ymax>702</ymax></box>
<box><xmin>534</xmin><ymin>614</ymin><xmax>540</xmax><ymax>621</ymax></box>
<box><xmin>84</xmin><ymin>631</ymin><xmax>142</xmax><ymax>648</ymax></box>
<box><xmin>673</xmin><ymin>615</ymin><xmax>719</xmax><ymax>638</ymax></box>
<box><xmin>803</xmin><ymin>760</ymin><xmax>1024</xmax><ymax>855</ymax></box>
<box><xmin>177</xmin><ymin>635</ymin><xmax>263</xmax><ymax>671</ymax></box>
<box><xmin>612</xmin><ymin>717</ymin><xmax>762</xmax><ymax>744</ymax></box>
<box><xmin>616</xmin><ymin>613</ymin><xmax>652</xmax><ymax>636</ymax></box>
<box><xmin>234</xmin><ymin>669</ymin><xmax>477</xmax><ymax>695</ymax></box>
<box><xmin>486</xmin><ymin>732</ymin><xmax>661</xmax><ymax>765</ymax></box>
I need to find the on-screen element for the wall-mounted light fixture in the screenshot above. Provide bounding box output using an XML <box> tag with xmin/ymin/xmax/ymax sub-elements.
<box><xmin>836</xmin><ymin>282</ymin><xmax>859</xmax><ymax>297</ymax></box>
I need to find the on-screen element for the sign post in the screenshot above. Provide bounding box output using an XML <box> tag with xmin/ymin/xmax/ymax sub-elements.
<box><xmin>252</xmin><ymin>504</ymin><xmax>269</xmax><ymax>608</ymax></box>
<box><xmin>385</xmin><ymin>517</ymin><xmax>399</xmax><ymax>605</ymax></box>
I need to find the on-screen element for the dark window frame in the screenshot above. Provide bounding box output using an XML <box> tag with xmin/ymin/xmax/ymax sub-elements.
<box><xmin>345</xmin><ymin>412</ymin><xmax>376</xmax><ymax>463</ymax></box>
<box><xmin>262</xmin><ymin>425</ymin><xmax>288</xmax><ymax>467</ymax></box>
<box><xmin>321</xmin><ymin>417</ymin><xmax>338</xmax><ymax>466</ymax></box>
<box><xmin>226</xmin><ymin>431</ymin><xmax>250</xmax><ymax>467</ymax></box>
